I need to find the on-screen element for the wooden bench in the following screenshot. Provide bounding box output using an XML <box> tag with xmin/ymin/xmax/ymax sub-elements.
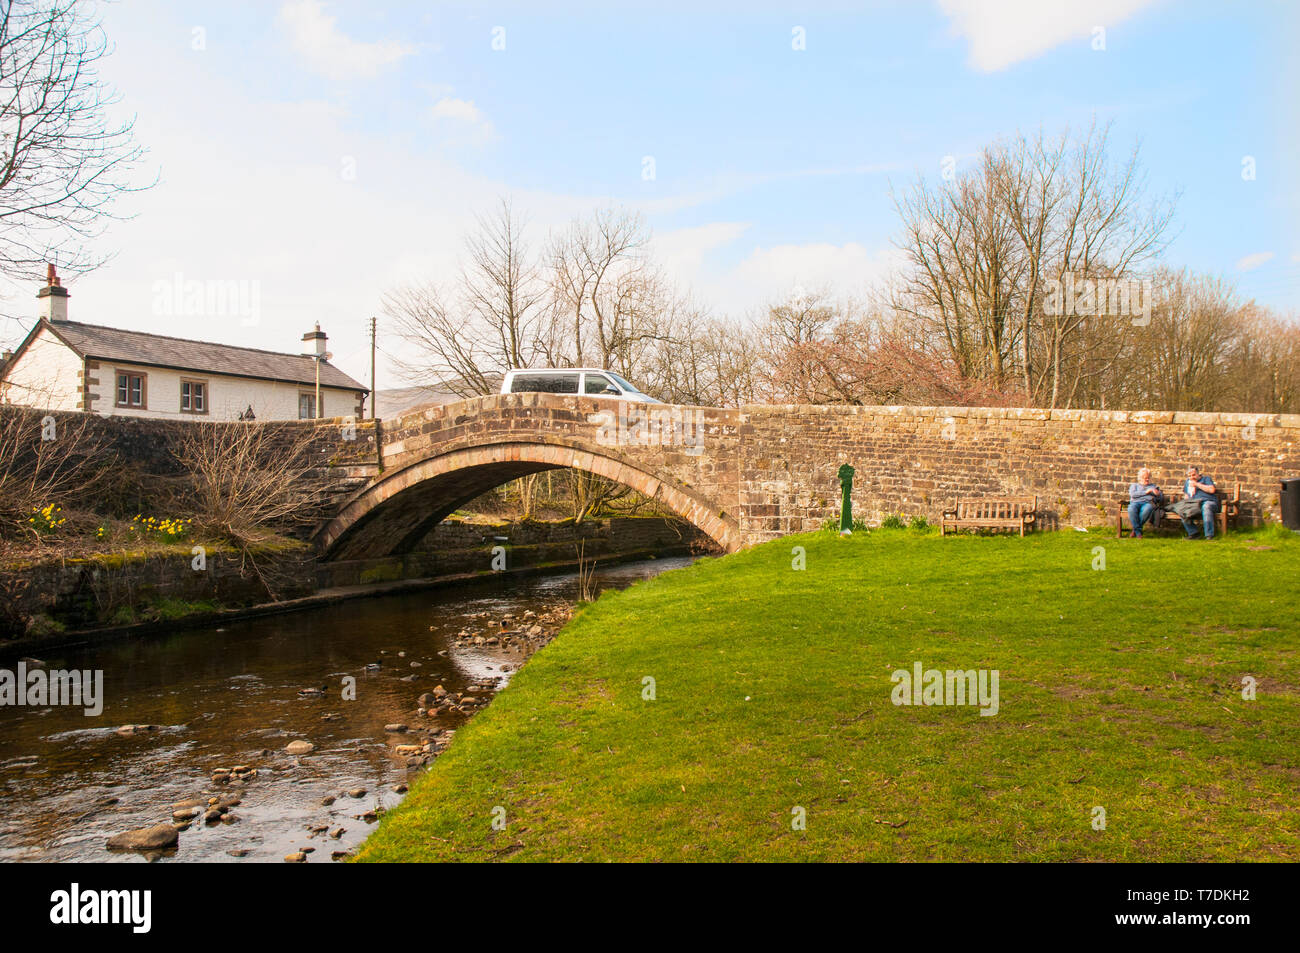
<box><xmin>1116</xmin><ymin>481</ymin><xmax>1240</xmax><ymax>538</ymax></box>
<box><xmin>941</xmin><ymin>496</ymin><xmax>1038</xmax><ymax>536</ymax></box>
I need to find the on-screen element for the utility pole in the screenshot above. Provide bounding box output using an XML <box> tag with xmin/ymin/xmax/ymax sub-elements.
<box><xmin>370</xmin><ymin>315</ymin><xmax>377</xmax><ymax>419</ymax></box>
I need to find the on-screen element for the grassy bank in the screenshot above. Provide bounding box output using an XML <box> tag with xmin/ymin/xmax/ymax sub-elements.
<box><xmin>356</xmin><ymin>526</ymin><xmax>1300</xmax><ymax>862</ymax></box>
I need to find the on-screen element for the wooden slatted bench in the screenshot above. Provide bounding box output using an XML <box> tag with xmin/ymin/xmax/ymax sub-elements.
<box><xmin>941</xmin><ymin>496</ymin><xmax>1038</xmax><ymax>537</ymax></box>
<box><xmin>1116</xmin><ymin>481</ymin><xmax>1240</xmax><ymax>538</ymax></box>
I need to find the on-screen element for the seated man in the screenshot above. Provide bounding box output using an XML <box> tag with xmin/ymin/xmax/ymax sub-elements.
<box><xmin>1127</xmin><ymin>467</ymin><xmax>1164</xmax><ymax>538</ymax></box>
<box><xmin>1179</xmin><ymin>466</ymin><xmax>1219</xmax><ymax>539</ymax></box>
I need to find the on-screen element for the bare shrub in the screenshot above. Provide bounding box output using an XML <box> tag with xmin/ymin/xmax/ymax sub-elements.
<box><xmin>174</xmin><ymin>421</ymin><xmax>328</xmax><ymax>547</ymax></box>
<box><xmin>0</xmin><ymin>407</ymin><xmax>111</xmax><ymax>538</ymax></box>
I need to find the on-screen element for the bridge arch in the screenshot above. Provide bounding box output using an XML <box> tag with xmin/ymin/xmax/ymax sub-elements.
<box><xmin>315</xmin><ymin>439</ymin><xmax>743</xmax><ymax>561</ymax></box>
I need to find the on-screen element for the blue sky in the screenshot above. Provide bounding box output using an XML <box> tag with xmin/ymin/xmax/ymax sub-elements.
<box><xmin>4</xmin><ymin>0</ymin><xmax>1296</xmax><ymax>388</ymax></box>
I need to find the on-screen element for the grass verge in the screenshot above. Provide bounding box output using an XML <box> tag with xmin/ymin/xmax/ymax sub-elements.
<box><xmin>356</xmin><ymin>525</ymin><xmax>1300</xmax><ymax>862</ymax></box>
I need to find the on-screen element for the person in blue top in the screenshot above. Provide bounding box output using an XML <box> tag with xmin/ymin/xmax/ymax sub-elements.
<box><xmin>1127</xmin><ymin>467</ymin><xmax>1164</xmax><ymax>538</ymax></box>
<box><xmin>1180</xmin><ymin>466</ymin><xmax>1219</xmax><ymax>539</ymax></box>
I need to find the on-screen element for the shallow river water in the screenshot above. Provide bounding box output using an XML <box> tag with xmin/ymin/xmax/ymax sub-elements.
<box><xmin>0</xmin><ymin>556</ymin><xmax>695</xmax><ymax>863</ymax></box>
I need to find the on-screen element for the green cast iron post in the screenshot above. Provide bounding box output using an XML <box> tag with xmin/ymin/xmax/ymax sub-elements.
<box><xmin>837</xmin><ymin>463</ymin><xmax>855</xmax><ymax>535</ymax></box>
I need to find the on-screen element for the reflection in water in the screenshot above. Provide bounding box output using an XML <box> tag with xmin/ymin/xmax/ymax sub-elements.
<box><xmin>0</xmin><ymin>557</ymin><xmax>696</xmax><ymax>863</ymax></box>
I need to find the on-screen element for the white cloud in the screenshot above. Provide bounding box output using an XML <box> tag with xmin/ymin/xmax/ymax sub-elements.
<box><xmin>430</xmin><ymin>95</ymin><xmax>496</xmax><ymax>136</ymax></box>
<box><xmin>672</xmin><ymin>240</ymin><xmax>902</xmax><ymax>316</ymax></box>
<box><xmin>1236</xmin><ymin>251</ymin><xmax>1275</xmax><ymax>272</ymax></box>
<box><xmin>279</xmin><ymin>0</ymin><xmax>413</xmax><ymax>80</ymax></box>
<box><xmin>430</xmin><ymin>98</ymin><xmax>482</xmax><ymax>123</ymax></box>
<box><xmin>651</xmin><ymin>222</ymin><xmax>751</xmax><ymax>278</ymax></box>
<box><xmin>937</xmin><ymin>0</ymin><xmax>1162</xmax><ymax>72</ymax></box>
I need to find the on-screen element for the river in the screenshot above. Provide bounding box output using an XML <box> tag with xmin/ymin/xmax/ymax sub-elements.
<box><xmin>0</xmin><ymin>556</ymin><xmax>696</xmax><ymax>863</ymax></box>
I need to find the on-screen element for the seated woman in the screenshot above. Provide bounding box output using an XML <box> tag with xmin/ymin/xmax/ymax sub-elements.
<box><xmin>1127</xmin><ymin>467</ymin><xmax>1164</xmax><ymax>538</ymax></box>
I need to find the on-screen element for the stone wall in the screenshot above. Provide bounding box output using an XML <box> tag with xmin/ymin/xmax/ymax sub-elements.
<box><xmin>734</xmin><ymin>405</ymin><xmax>1300</xmax><ymax>542</ymax></box>
<box><xmin>1</xmin><ymin>406</ymin><xmax>381</xmax><ymax>536</ymax></box>
<box><xmin>332</xmin><ymin>396</ymin><xmax>1299</xmax><ymax>553</ymax></box>
<box><xmin>9</xmin><ymin>399</ymin><xmax>1297</xmax><ymax>557</ymax></box>
<box><xmin>3</xmin><ymin>545</ymin><xmax>316</xmax><ymax>636</ymax></box>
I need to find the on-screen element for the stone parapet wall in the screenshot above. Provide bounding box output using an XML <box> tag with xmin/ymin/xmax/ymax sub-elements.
<box><xmin>733</xmin><ymin>404</ymin><xmax>1299</xmax><ymax>542</ymax></box>
<box><xmin>10</xmin><ymin>399</ymin><xmax>1295</xmax><ymax>556</ymax></box>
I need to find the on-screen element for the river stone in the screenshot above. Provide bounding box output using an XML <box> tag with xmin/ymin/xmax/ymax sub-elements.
<box><xmin>348</xmin><ymin>788</ymin><xmax>366</xmax><ymax>798</ymax></box>
<box><xmin>284</xmin><ymin>851</ymin><xmax>307</xmax><ymax>863</ymax></box>
<box><xmin>384</xmin><ymin>724</ymin><xmax>408</xmax><ymax>733</ymax></box>
<box><xmin>107</xmin><ymin>825</ymin><xmax>179</xmax><ymax>851</ymax></box>
<box><xmin>321</xmin><ymin>796</ymin><xmax>336</xmax><ymax>806</ymax></box>
<box><xmin>329</xmin><ymin>827</ymin><xmax>345</xmax><ymax>839</ymax></box>
<box><xmin>116</xmin><ymin>724</ymin><xmax>161</xmax><ymax>736</ymax></box>
<box><xmin>285</xmin><ymin>740</ymin><xmax>314</xmax><ymax>755</ymax></box>
<box><xmin>418</xmin><ymin>693</ymin><xmax>437</xmax><ymax>708</ymax></box>
<box><xmin>172</xmin><ymin>807</ymin><xmax>200</xmax><ymax>821</ymax></box>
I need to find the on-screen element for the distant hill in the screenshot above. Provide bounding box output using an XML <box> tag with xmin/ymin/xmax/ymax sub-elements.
<box><xmin>372</xmin><ymin>385</ymin><xmax>468</xmax><ymax>418</ymax></box>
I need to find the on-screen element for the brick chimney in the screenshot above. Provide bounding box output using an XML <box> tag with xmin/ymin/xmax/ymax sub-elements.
<box><xmin>38</xmin><ymin>263</ymin><xmax>69</xmax><ymax>323</ymax></box>
<box><xmin>302</xmin><ymin>323</ymin><xmax>327</xmax><ymax>358</ymax></box>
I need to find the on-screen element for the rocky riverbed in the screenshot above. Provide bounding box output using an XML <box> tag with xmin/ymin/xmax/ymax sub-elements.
<box><xmin>0</xmin><ymin>559</ymin><xmax>689</xmax><ymax>862</ymax></box>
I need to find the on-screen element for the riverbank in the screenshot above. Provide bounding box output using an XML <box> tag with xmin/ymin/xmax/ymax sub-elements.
<box><xmin>355</xmin><ymin>525</ymin><xmax>1300</xmax><ymax>862</ymax></box>
<box><xmin>0</xmin><ymin>556</ymin><xmax>698</xmax><ymax>862</ymax></box>
<box><xmin>1</xmin><ymin>515</ymin><xmax>714</xmax><ymax>655</ymax></box>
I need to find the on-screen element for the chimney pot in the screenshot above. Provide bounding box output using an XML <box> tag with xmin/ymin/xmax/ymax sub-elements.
<box><xmin>37</xmin><ymin>263</ymin><xmax>69</xmax><ymax>322</ymax></box>
<box><xmin>302</xmin><ymin>325</ymin><xmax>327</xmax><ymax>357</ymax></box>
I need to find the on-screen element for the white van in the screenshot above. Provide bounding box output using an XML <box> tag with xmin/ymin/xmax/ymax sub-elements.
<box><xmin>500</xmin><ymin>368</ymin><xmax>660</xmax><ymax>403</ymax></box>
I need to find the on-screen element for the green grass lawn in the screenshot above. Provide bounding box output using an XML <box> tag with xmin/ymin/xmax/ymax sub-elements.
<box><xmin>355</xmin><ymin>525</ymin><xmax>1300</xmax><ymax>862</ymax></box>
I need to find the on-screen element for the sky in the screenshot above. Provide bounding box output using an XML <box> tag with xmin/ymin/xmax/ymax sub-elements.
<box><xmin>2</xmin><ymin>0</ymin><xmax>1296</xmax><ymax>390</ymax></box>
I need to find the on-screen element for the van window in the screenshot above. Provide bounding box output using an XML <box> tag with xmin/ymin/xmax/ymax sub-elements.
<box><xmin>510</xmin><ymin>372</ymin><xmax>579</xmax><ymax>394</ymax></box>
<box><xmin>607</xmin><ymin>371</ymin><xmax>644</xmax><ymax>394</ymax></box>
<box><xmin>583</xmin><ymin>373</ymin><xmax>617</xmax><ymax>395</ymax></box>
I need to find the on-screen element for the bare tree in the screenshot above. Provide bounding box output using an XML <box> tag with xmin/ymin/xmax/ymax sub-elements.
<box><xmin>547</xmin><ymin>207</ymin><xmax>663</xmax><ymax>370</ymax></box>
<box><xmin>384</xmin><ymin>198</ymin><xmax>549</xmax><ymax>396</ymax></box>
<box><xmin>1133</xmin><ymin>268</ymin><xmax>1244</xmax><ymax>411</ymax></box>
<box><xmin>175</xmin><ymin>422</ymin><xmax>329</xmax><ymax>547</ymax></box>
<box><xmin>0</xmin><ymin>0</ymin><xmax>149</xmax><ymax>285</ymax></box>
<box><xmin>892</xmin><ymin>121</ymin><xmax>1177</xmax><ymax>408</ymax></box>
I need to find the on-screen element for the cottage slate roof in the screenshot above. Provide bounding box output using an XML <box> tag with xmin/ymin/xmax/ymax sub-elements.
<box><xmin>44</xmin><ymin>319</ymin><xmax>368</xmax><ymax>392</ymax></box>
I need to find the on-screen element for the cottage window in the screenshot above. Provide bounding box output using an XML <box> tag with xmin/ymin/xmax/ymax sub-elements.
<box><xmin>115</xmin><ymin>371</ymin><xmax>146</xmax><ymax>408</ymax></box>
<box><xmin>299</xmin><ymin>393</ymin><xmax>317</xmax><ymax>419</ymax></box>
<box><xmin>181</xmin><ymin>380</ymin><xmax>207</xmax><ymax>414</ymax></box>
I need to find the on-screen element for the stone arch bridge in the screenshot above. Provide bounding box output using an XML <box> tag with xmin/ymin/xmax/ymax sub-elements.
<box><xmin>313</xmin><ymin>394</ymin><xmax>1295</xmax><ymax>561</ymax></box>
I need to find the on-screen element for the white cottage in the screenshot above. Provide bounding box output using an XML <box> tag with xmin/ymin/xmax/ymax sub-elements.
<box><xmin>0</xmin><ymin>268</ymin><xmax>368</xmax><ymax>421</ymax></box>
